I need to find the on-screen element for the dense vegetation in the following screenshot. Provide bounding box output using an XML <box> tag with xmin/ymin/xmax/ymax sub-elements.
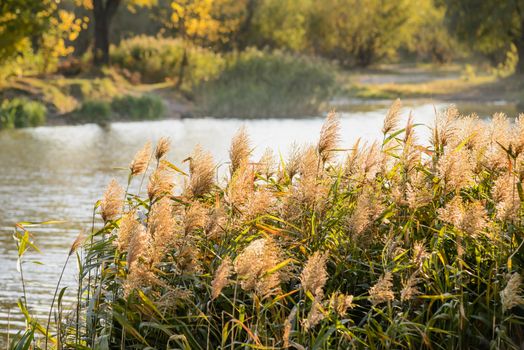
<box><xmin>195</xmin><ymin>49</ymin><xmax>336</xmax><ymax>118</ymax></box>
<box><xmin>1</xmin><ymin>0</ymin><xmax>523</xmax><ymax>126</ymax></box>
<box><xmin>12</xmin><ymin>101</ymin><xmax>524</xmax><ymax>349</ymax></box>
<box><xmin>0</xmin><ymin>98</ymin><xmax>46</xmax><ymax>129</ymax></box>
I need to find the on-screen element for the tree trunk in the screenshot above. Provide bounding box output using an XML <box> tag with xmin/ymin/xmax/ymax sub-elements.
<box><xmin>93</xmin><ymin>0</ymin><xmax>121</xmax><ymax>66</ymax></box>
<box><xmin>517</xmin><ymin>42</ymin><xmax>524</xmax><ymax>74</ymax></box>
<box><xmin>516</xmin><ymin>6</ymin><xmax>524</xmax><ymax>74</ymax></box>
<box><xmin>176</xmin><ymin>48</ymin><xmax>188</xmax><ymax>90</ymax></box>
<box><xmin>235</xmin><ymin>0</ymin><xmax>257</xmax><ymax>50</ymax></box>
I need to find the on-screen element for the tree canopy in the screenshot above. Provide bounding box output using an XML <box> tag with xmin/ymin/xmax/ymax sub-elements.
<box><xmin>1</xmin><ymin>0</ymin><xmax>523</xmax><ymax>73</ymax></box>
<box><xmin>444</xmin><ymin>0</ymin><xmax>524</xmax><ymax>72</ymax></box>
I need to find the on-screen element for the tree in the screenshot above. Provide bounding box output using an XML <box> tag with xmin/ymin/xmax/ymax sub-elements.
<box><xmin>307</xmin><ymin>0</ymin><xmax>412</xmax><ymax>67</ymax></box>
<box><xmin>444</xmin><ymin>0</ymin><xmax>524</xmax><ymax>73</ymax></box>
<box><xmin>249</xmin><ymin>0</ymin><xmax>311</xmax><ymax>52</ymax></box>
<box><xmin>0</xmin><ymin>0</ymin><xmax>49</xmax><ymax>60</ymax></box>
<box><xmin>79</xmin><ymin>0</ymin><xmax>155</xmax><ymax>65</ymax></box>
<box><xmin>0</xmin><ymin>0</ymin><xmax>84</xmax><ymax>77</ymax></box>
<box><xmin>404</xmin><ymin>0</ymin><xmax>457</xmax><ymax>63</ymax></box>
<box><xmin>170</xmin><ymin>0</ymin><xmax>244</xmax><ymax>86</ymax></box>
<box><xmin>92</xmin><ymin>0</ymin><xmax>121</xmax><ymax>65</ymax></box>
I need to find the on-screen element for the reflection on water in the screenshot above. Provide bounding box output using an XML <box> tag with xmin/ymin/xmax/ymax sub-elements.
<box><xmin>0</xmin><ymin>101</ymin><xmax>517</xmax><ymax>344</ymax></box>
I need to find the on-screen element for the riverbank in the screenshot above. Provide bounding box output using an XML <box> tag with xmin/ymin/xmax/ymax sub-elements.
<box><xmin>1</xmin><ymin>64</ymin><xmax>523</xmax><ymax>128</ymax></box>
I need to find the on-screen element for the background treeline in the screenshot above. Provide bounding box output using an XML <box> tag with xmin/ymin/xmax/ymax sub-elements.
<box><xmin>1</xmin><ymin>0</ymin><xmax>463</xmax><ymax>75</ymax></box>
<box><xmin>1</xmin><ymin>0</ymin><xmax>524</xmax><ymax>122</ymax></box>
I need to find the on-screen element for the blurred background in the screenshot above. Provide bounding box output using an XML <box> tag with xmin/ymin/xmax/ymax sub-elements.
<box><xmin>1</xmin><ymin>0</ymin><xmax>524</xmax><ymax>344</ymax></box>
<box><xmin>1</xmin><ymin>0</ymin><xmax>524</xmax><ymax>121</ymax></box>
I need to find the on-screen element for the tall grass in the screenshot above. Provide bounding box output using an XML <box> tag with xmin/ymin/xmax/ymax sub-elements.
<box><xmin>12</xmin><ymin>100</ymin><xmax>524</xmax><ymax>349</ymax></box>
<box><xmin>0</xmin><ymin>98</ymin><xmax>46</xmax><ymax>129</ymax></box>
<box><xmin>110</xmin><ymin>36</ymin><xmax>225</xmax><ymax>90</ymax></box>
<box><xmin>196</xmin><ymin>49</ymin><xmax>336</xmax><ymax>118</ymax></box>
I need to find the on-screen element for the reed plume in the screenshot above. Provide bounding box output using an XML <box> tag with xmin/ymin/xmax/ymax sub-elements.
<box><xmin>155</xmin><ymin>137</ymin><xmax>171</xmax><ymax>161</ymax></box>
<box><xmin>285</xmin><ymin>143</ymin><xmax>302</xmax><ymax>180</ymax></box>
<box><xmin>257</xmin><ymin>147</ymin><xmax>276</xmax><ymax>178</ymax></box>
<box><xmin>300</xmin><ymin>251</ymin><xmax>328</xmax><ymax>298</ymax></box>
<box><xmin>282</xmin><ymin>307</ymin><xmax>297</xmax><ymax>348</ymax></box>
<box><xmin>230</xmin><ymin>126</ymin><xmax>251</xmax><ymax>174</ymax></box>
<box><xmin>187</xmin><ymin>145</ymin><xmax>215</xmax><ymax>197</ymax></box>
<box><xmin>431</xmin><ymin>106</ymin><xmax>457</xmax><ymax>151</ymax></box>
<box><xmin>303</xmin><ymin>299</ymin><xmax>325</xmax><ymax>330</ymax></box>
<box><xmin>124</xmin><ymin>221</ymin><xmax>160</xmax><ymax>295</ymax></box>
<box><xmin>492</xmin><ymin>173</ymin><xmax>520</xmax><ymax>221</ymax></box>
<box><xmin>234</xmin><ymin>238</ymin><xmax>283</xmax><ymax>297</ymax></box>
<box><xmin>149</xmin><ymin>197</ymin><xmax>177</xmax><ymax>264</ymax></box>
<box><xmin>148</xmin><ymin>164</ymin><xmax>174</xmax><ymax>201</ymax></box>
<box><xmin>501</xmin><ymin>273</ymin><xmax>524</xmax><ymax>312</ymax></box>
<box><xmin>100</xmin><ymin>179</ymin><xmax>124</xmax><ymax>222</ymax></box>
<box><xmin>317</xmin><ymin>111</ymin><xmax>340</xmax><ymax>164</ymax></box>
<box><xmin>329</xmin><ymin>292</ymin><xmax>354</xmax><ymax>317</ymax></box>
<box><xmin>382</xmin><ymin>98</ymin><xmax>402</xmax><ymax>135</ymax></box>
<box><xmin>130</xmin><ymin>141</ymin><xmax>152</xmax><ymax>176</ymax></box>
<box><xmin>347</xmin><ymin>186</ymin><xmax>385</xmax><ymax>237</ymax></box>
<box><xmin>369</xmin><ymin>272</ymin><xmax>394</xmax><ymax>305</ymax></box>
<box><xmin>183</xmin><ymin>201</ymin><xmax>207</xmax><ymax>235</ymax></box>
<box><xmin>116</xmin><ymin>210</ymin><xmax>139</xmax><ymax>252</ymax></box>
<box><xmin>400</xmin><ymin>273</ymin><xmax>420</xmax><ymax>302</ymax></box>
<box><xmin>438</xmin><ymin>196</ymin><xmax>488</xmax><ymax>237</ymax></box>
<box><xmin>69</xmin><ymin>232</ymin><xmax>85</xmax><ymax>256</ymax></box>
<box><xmin>436</xmin><ymin>148</ymin><xmax>474</xmax><ymax>192</ymax></box>
<box><xmin>227</xmin><ymin>161</ymin><xmax>253</xmax><ymax>207</ymax></box>
<box><xmin>126</xmin><ymin>223</ymin><xmax>149</xmax><ymax>269</ymax></box>
<box><xmin>211</xmin><ymin>257</ymin><xmax>232</xmax><ymax>300</ymax></box>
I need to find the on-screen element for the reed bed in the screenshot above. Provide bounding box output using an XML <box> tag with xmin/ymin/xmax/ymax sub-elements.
<box><xmin>12</xmin><ymin>101</ymin><xmax>524</xmax><ymax>349</ymax></box>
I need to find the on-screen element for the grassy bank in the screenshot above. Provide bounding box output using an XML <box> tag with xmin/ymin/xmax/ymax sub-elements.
<box><xmin>12</xmin><ymin>101</ymin><xmax>524</xmax><ymax>349</ymax></box>
<box><xmin>1</xmin><ymin>46</ymin><xmax>524</xmax><ymax>128</ymax></box>
<box><xmin>343</xmin><ymin>64</ymin><xmax>524</xmax><ymax>103</ymax></box>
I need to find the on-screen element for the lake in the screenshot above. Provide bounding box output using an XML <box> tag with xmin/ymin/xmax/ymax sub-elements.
<box><xmin>0</xmin><ymin>100</ymin><xmax>516</xmax><ymax>344</ymax></box>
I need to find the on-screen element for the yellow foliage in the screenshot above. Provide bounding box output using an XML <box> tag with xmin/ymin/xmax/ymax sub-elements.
<box><xmin>170</xmin><ymin>0</ymin><xmax>245</xmax><ymax>44</ymax></box>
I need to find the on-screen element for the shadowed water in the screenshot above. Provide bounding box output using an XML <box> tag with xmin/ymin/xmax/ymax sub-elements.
<box><xmin>0</xmin><ymin>101</ymin><xmax>513</xmax><ymax>344</ymax></box>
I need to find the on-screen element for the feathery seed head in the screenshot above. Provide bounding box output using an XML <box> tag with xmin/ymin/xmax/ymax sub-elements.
<box><xmin>188</xmin><ymin>145</ymin><xmax>215</xmax><ymax>197</ymax></box>
<box><xmin>382</xmin><ymin>98</ymin><xmax>402</xmax><ymax>135</ymax></box>
<box><xmin>130</xmin><ymin>141</ymin><xmax>152</xmax><ymax>176</ymax></box>
<box><xmin>300</xmin><ymin>251</ymin><xmax>328</xmax><ymax>298</ymax></box>
<box><xmin>155</xmin><ymin>137</ymin><xmax>171</xmax><ymax>161</ymax></box>
<box><xmin>234</xmin><ymin>238</ymin><xmax>283</xmax><ymax>297</ymax></box>
<box><xmin>148</xmin><ymin>164</ymin><xmax>174</xmax><ymax>201</ymax></box>
<box><xmin>369</xmin><ymin>272</ymin><xmax>395</xmax><ymax>305</ymax></box>
<box><xmin>501</xmin><ymin>273</ymin><xmax>524</xmax><ymax>312</ymax></box>
<box><xmin>116</xmin><ymin>210</ymin><xmax>140</xmax><ymax>252</ymax></box>
<box><xmin>149</xmin><ymin>197</ymin><xmax>178</xmax><ymax>264</ymax></box>
<box><xmin>100</xmin><ymin>179</ymin><xmax>124</xmax><ymax>222</ymax></box>
<box><xmin>400</xmin><ymin>273</ymin><xmax>420</xmax><ymax>302</ymax></box>
<box><xmin>329</xmin><ymin>292</ymin><xmax>354</xmax><ymax>317</ymax></box>
<box><xmin>318</xmin><ymin>111</ymin><xmax>340</xmax><ymax>164</ymax></box>
<box><xmin>211</xmin><ymin>257</ymin><xmax>232</xmax><ymax>300</ymax></box>
<box><xmin>230</xmin><ymin>126</ymin><xmax>251</xmax><ymax>175</ymax></box>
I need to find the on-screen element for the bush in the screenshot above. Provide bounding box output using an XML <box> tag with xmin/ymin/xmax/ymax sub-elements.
<box><xmin>110</xmin><ymin>36</ymin><xmax>225</xmax><ymax>90</ymax></box>
<box><xmin>195</xmin><ymin>49</ymin><xmax>337</xmax><ymax>118</ymax></box>
<box><xmin>72</xmin><ymin>100</ymin><xmax>111</xmax><ymax>124</ymax></box>
<box><xmin>0</xmin><ymin>98</ymin><xmax>47</xmax><ymax>129</ymax></box>
<box><xmin>111</xmin><ymin>94</ymin><xmax>165</xmax><ymax>120</ymax></box>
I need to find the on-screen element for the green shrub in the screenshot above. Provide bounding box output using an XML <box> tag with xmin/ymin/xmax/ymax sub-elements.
<box><xmin>195</xmin><ymin>49</ymin><xmax>337</xmax><ymax>118</ymax></box>
<box><xmin>110</xmin><ymin>36</ymin><xmax>225</xmax><ymax>90</ymax></box>
<box><xmin>72</xmin><ymin>100</ymin><xmax>111</xmax><ymax>124</ymax></box>
<box><xmin>111</xmin><ymin>94</ymin><xmax>165</xmax><ymax>120</ymax></box>
<box><xmin>0</xmin><ymin>98</ymin><xmax>47</xmax><ymax>129</ymax></box>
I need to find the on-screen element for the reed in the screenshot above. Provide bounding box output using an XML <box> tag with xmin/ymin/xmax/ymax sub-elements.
<box><xmin>11</xmin><ymin>100</ymin><xmax>524</xmax><ymax>349</ymax></box>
